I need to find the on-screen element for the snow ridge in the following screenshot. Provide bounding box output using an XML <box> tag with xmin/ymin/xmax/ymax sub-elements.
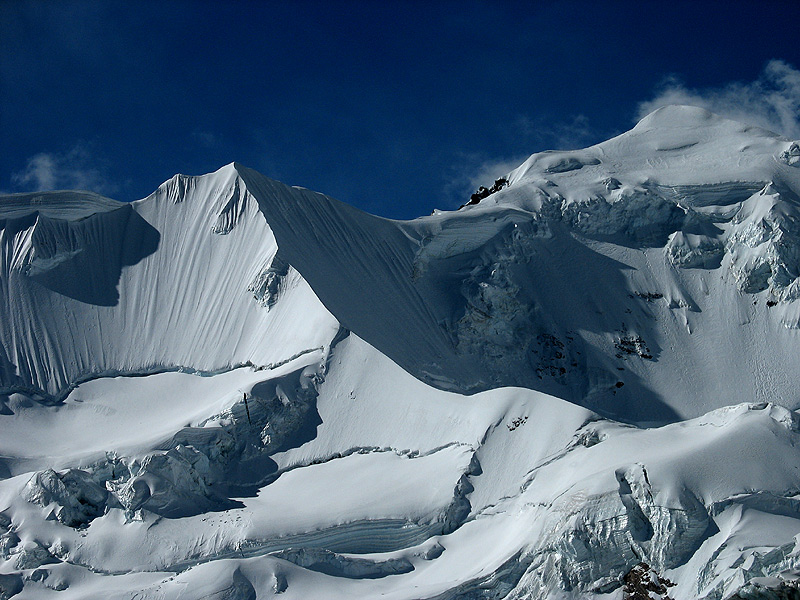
<box><xmin>2</xmin><ymin>107</ymin><xmax>800</xmax><ymax>599</ymax></box>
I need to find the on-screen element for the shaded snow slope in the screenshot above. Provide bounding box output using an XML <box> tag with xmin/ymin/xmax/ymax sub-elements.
<box><xmin>3</xmin><ymin>106</ymin><xmax>800</xmax><ymax>599</ymax></box>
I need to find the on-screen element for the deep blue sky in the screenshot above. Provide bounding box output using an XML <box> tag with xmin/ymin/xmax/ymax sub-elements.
<box><xmin>3</xmin><ymin>1</ymin><xmax>800</xmax><ymax>219</ymax></box>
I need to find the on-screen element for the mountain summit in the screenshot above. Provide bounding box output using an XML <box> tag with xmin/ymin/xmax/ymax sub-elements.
<box><xmin>2</xmin><ymin>107</ymin><xmax>800</xmax><ymax>599</ymax></box>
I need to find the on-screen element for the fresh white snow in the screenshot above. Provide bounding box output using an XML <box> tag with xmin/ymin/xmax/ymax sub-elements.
<box><xmin>2</xmin><ymin>105</ymin><xmax>800</xmax><ymax>598</ymax></box>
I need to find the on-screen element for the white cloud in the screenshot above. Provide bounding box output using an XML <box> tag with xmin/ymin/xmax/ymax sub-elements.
<box><xmin>638</xmin><ymin>59</ymin><xmax>800</xmax><ymax>139</ymax></box>
<box><xmin>11</xmin><ymin>144</ymin><xmax>116</xmax><ymax>195</ymax></box>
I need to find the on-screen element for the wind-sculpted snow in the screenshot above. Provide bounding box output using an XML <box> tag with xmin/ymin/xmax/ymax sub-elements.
<box><xmin>3</xmin><ymin>106</ymin><xmax>800</xmax><ymax>598</ymax></box>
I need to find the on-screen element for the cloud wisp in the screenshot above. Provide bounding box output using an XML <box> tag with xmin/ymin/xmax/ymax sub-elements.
<box><xmin>442</xmin><ymin>152</ymin><xmax>524</xmax><ymax>210</ymax></box>
<box><xmin>514</xmin><ymin>113</ymin><xmax>599</xmax><ymax>152</ymax></box>
<box><xmin>638</xmin><ymin>59</ymin><xmax>800</xmax><ymax>139</ymax></box>
<box><xmin>443</xmin><ymin>114</ymin><xmax>604</xmax><ymax>209</ymax></box>
<box><xmin>11</xmin><ymin>144</ymin><xmax>117</xmax><ymax>195</ymax></box>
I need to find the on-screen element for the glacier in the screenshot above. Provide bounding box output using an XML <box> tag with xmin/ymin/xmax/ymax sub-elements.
<box><xmin>2</xmin><ymin>105</ymin><xmax>800</xmax><ymax>598</ymax></box>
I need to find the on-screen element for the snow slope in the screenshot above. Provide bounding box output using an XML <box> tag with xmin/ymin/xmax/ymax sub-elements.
<box><xmin>2</xmin><ymin>106</ymin><xmax>800</xmax><ymax>599</ymax></box>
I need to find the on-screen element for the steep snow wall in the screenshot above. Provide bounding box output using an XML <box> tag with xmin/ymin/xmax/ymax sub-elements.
<box><xmin>4</xmin><ymin>105</ymin><xmax>800</xmax><ymax>423</ymax></box>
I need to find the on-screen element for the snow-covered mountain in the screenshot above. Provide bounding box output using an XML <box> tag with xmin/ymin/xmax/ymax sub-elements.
<box><xmin>2</xmin><ymin>105</ymin><xmax>800</xmax><ymax>599</ymax></box>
